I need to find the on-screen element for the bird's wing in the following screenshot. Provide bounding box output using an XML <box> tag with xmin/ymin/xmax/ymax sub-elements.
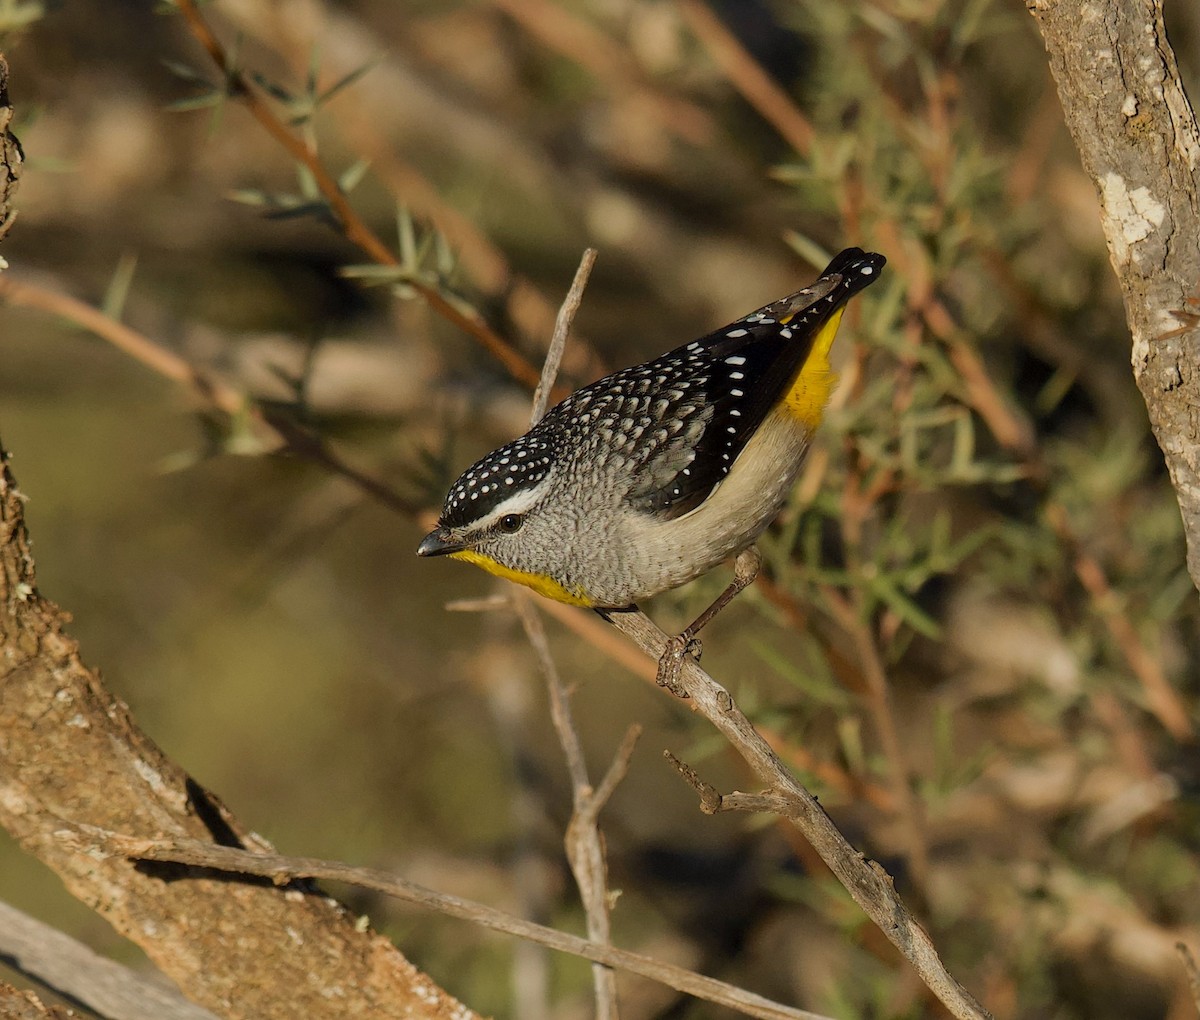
<box><xmin>623</xmin><ymin>248</ymin><xmax>883</xmax><ymax>520</ymax></box>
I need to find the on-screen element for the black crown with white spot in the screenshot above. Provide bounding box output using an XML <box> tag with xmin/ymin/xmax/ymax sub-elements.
<box><xmin>441</xmin><ymin>432</ymin><xmax>557</xmax><ymax>527</ymax></box>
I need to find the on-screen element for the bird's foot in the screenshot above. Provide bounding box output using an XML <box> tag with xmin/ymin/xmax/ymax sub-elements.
<box><xmin>656</xmin><ymin>633</ymin><xmax>702</xmax><ymax>698</ymax></box>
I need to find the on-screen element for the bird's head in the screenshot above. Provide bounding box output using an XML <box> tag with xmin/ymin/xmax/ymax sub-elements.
<box><xmin>417</xmin><ymin>431</ymin><xmax>594</xmax><ymax>605</ymax></box>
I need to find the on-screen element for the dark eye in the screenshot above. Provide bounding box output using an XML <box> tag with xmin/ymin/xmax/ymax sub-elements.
<box><xmin>498</xmin><ymin>513</ymin><xmax>525</xmax><ymax>534</ymax></box>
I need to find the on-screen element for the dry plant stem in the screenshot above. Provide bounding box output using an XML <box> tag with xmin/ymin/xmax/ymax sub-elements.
<box><xmin>78</xmin><ymin>830</ymin><xmax>835</xmax><ymax>1020</ymax></box>
<box><xmin>513</xmin><ymin>591</ymin><xmax>624</xmax><ymax>1020</ymax></box>
<box><xmin>0</xmin><ymin>277</ymin><xmax>248</xmax><ymax>419</ymax></box>
<box><xmin>531</xmin><ymin>248</ymin><xmax>598</xmax><ymax>425</ymax></box>
<box><xmin>664</xmin><ymin>754</ymin><xmax>793</xmax><ymax>818</ymax></box>
<box><xmin>0</xmin><ymin>447</ymin><xmax>474</xmax><ymax>1019</ymax></box>
<box><xmin>537</xmin><ymin>597</ymin><xmax>896</xmax><ymax>809</ymax></box>
<box><xmin>601</xmin><ymin>609</ymin><xmax>994</xmax><ymax>1020</ymax></box>
<box><xmin>0</xmin><ymin>276</ymin><xmax>419</xmax><ymax>518</ymax></box>
<box><xmin>0</xmin><ymin>900</ymin><xmax>219</xmax><ymax>1020</ymax></box>
<box><xmin>519</xmin><ymin>246</ymin><xmax>619</xmax><ymax>1019</ymax></box>
<box><xmin>1028</xmin><ymin>0</ymin><xmax>1200</xmax><ymax>597</ymax></box>
<box><xmin>677</xmin><ymin>0</ymin><xmax>813</xmax><ymax>156</ymax></box>
<box><xmin>171</xmin><ymin>0</ymin><xmax>544</xmax><ymax>392</ymax></box>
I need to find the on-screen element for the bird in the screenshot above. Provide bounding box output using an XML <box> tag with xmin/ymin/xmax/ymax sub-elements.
<box><xmin>418</xmin><ymin>247</ymin><xmax>886</xmax><ymax>693</ymax></box>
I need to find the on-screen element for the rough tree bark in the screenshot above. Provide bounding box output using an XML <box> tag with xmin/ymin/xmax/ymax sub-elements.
<box><xmin>0</xmin><ymin>53</ymin><xmax>475</xmax><ymax>1020</ymax></box>
<box><xmin>0</xmin><ymin>452</ymin><xmax>482</xmax><ymax>1020</ymax></box>
<box><xmin>1028</xmin><ymin>0</ymin><xmax>1200</xmax><ymax>594</ymax></box>
<box><xmin>0</xmin><ymin>981</ymin><xmax>74</xmax><ymax>1020</ymax></box>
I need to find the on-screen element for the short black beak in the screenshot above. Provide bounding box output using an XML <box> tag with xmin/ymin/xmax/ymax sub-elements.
<box><xmin>417</xmin><ymin>526</ymin><xmax>468</xmax><ymax>557</ymax></box>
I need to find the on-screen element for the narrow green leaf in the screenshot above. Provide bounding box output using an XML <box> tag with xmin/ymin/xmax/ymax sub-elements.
<box><xmin>101</xmin><ymin>252</ymin><xmax>139</xmax><ymax>322</ymax></box>
<box><xmin>160</xmin><ymin>58</ymin><xmax>213</xmax><ymax>86</ymax></box>
<box><xmin>867</xmin><ymin>572</ymin><xmax>942</xmax><ymax>640</ymax></box>
<box><xmin>250</xmin><ymin>71</ymin><xmax>293</xmax><ymax>105</ymax></box>
<box><xmin>338</xmin><ymin>159</ymin><xmax>371</xmax><ymax>194</ymax></box>
<box><xmin>317</xmin><ymin>57</ymin><xmax>383</xmax><ymax>106</ymax></box>
<box><xmin>164</xmin><ymin>92</ymin><xmax>224</xmax><ymax>114</ymax></box>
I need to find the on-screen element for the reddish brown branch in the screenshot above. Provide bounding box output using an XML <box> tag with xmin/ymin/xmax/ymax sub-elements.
<box><xmin>172</xmin><ymin>0</ymin><xmax>544</xmax><ymax>391</ymax></box>
<box><xmin>677</xmin><ymin>0</ymin><xmax>813</xmax><ymax>156</ymax></box>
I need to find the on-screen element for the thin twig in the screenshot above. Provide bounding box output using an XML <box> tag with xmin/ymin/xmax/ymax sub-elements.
<box><xmin>75</xmin><ymin>829</ymin><xmax>834</xmax><ymax>1020</ymax></box>
<box><xmin>531</xmin><ymin>248</ymin><xmax>597</xmax><ymax>426</ymax></box>
<box><xmin>664</xmin><ymin>757</ymin><xmax>797</xmax><ymax>818</ymax></box>
<box><xmin>0</xmin><ymin>275</ymin><xmax>419</xmax><ymax>518</ymax></box>
<box><xmin>513</xmin><ymin>590</ymin><xmax>624</xmax><ymax>1020</ymax></box>
<box><xmin>664</xmin><ymin>750</ymin><xmax>724</xmax><ymax>814</ymax></box>
<box><xmin>590</xmin><ymin>723</ymin><xmax>642</xmax><ymax>818</ymax></box>
<box><xmin>513</xmin><ymin>247</ymin><xmax>623</xmax><ymax>1019</ymax></box>
<box><xmin>677</xmin><ymin>0</ymin><xmax>813</xmax><ymax>156</ymax></box>
<box><xmin>538</xmin><ymin>596</ymin><xmax>897</xmax><ymax>810</ymax></box>
<box><xmin>171</xmin><ymin>0</ymin><xmax>544</xmax><ymax>391</ymax></box>
<box><xmin>0</xmin><ymin>276</ymin><xmax>250</xmax><ymax>420</ymax></box>
<box><xmin>601</xmin><ymin>608</ymin><xmax>994</xmax><ymax>1020</ymax></box>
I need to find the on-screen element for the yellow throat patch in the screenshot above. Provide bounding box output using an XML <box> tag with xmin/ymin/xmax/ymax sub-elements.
<box><xmin>781</xmin><ymin>306</ymin><xmax>844</xmax><ymax>429</ymax></box>
<box><xmin>450</xmin><ymin>550</ymin><xmax>594</xmax><ymax>606</ymax></box>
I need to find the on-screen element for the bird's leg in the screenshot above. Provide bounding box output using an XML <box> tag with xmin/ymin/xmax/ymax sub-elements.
<box><xmin>656</xmin><ymin>546</ymin><xmax>762</xmax><ymax>697</ymax></box>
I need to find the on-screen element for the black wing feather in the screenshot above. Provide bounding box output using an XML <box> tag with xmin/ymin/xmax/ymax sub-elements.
<box><xmin>625</xmin><ymin>248</ymin><xmax>884</xmax><ymax>519</ymax></box>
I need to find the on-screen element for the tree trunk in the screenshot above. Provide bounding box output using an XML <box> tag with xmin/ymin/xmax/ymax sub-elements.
<box><xmin>1028</xmin><ymin>0</ymin><xmax>1200</xmax><ymax>594</ymax></box>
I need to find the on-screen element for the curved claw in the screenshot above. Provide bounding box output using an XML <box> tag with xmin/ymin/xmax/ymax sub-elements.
<box><xmin>655</xmin><ymin>633</ymin><xmax>703</xmax><ymax>698</ymax></box>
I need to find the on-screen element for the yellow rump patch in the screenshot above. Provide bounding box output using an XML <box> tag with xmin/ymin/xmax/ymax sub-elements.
<box><xmin>450</xmin><ymin>550</ymin><xmax>594</xmax><ymax>606</ymax></box>
<box><xmin>780</xmin><ymin>307</ymin><xmax>844</xmax><ymax>429</ymax></box>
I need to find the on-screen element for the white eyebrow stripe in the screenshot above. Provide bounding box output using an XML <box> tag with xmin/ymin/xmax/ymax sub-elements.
<box><xmin>469</xmin><ymin>478</ymin><xmax>551</xmax><ymax>529</ymax></box>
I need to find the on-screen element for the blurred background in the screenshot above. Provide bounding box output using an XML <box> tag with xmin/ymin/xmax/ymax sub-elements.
<box><xmin>1</xmin><ymin>1</ymin><xmax>1199</xmax><ymax>1017</ymax></box>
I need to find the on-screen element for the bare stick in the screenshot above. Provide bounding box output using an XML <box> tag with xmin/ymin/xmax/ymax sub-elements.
<box><xmin>514</xmin><ymin>246</ymin><xmax>622</xmax><ymax>1016</ymax></box>
<box><xmin>0</xmin><ymin>900</ymin><xmax>219</xmax><ymax>1020</ymax></box>
<box><xmin>590</xmin><ymin>723</ymin><xmax>642</xmax><ymax>818</ymax></box>
<box><xmin>531</xmin><ymin>247</ymin><xmax>597</xmax><ymax>425</ymax></box>
<box><xmin>664</xmin><ymin>756</ymin><xmax>795</xmax><ymax>819</ymax></box>
<box><xmin>513</xmin><ymin>591</ymin><xmax>627</xmax><ymax>1020</ymax></box>
<box><xmin>77</xmin><ymin>829</ymin><xmax>835</xmax><ymax>1020</ymax></box>
<box><xmin>602</xmin><ymin>608</ymin><xmax>994</xmax><ymax>1020</ymax></box>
